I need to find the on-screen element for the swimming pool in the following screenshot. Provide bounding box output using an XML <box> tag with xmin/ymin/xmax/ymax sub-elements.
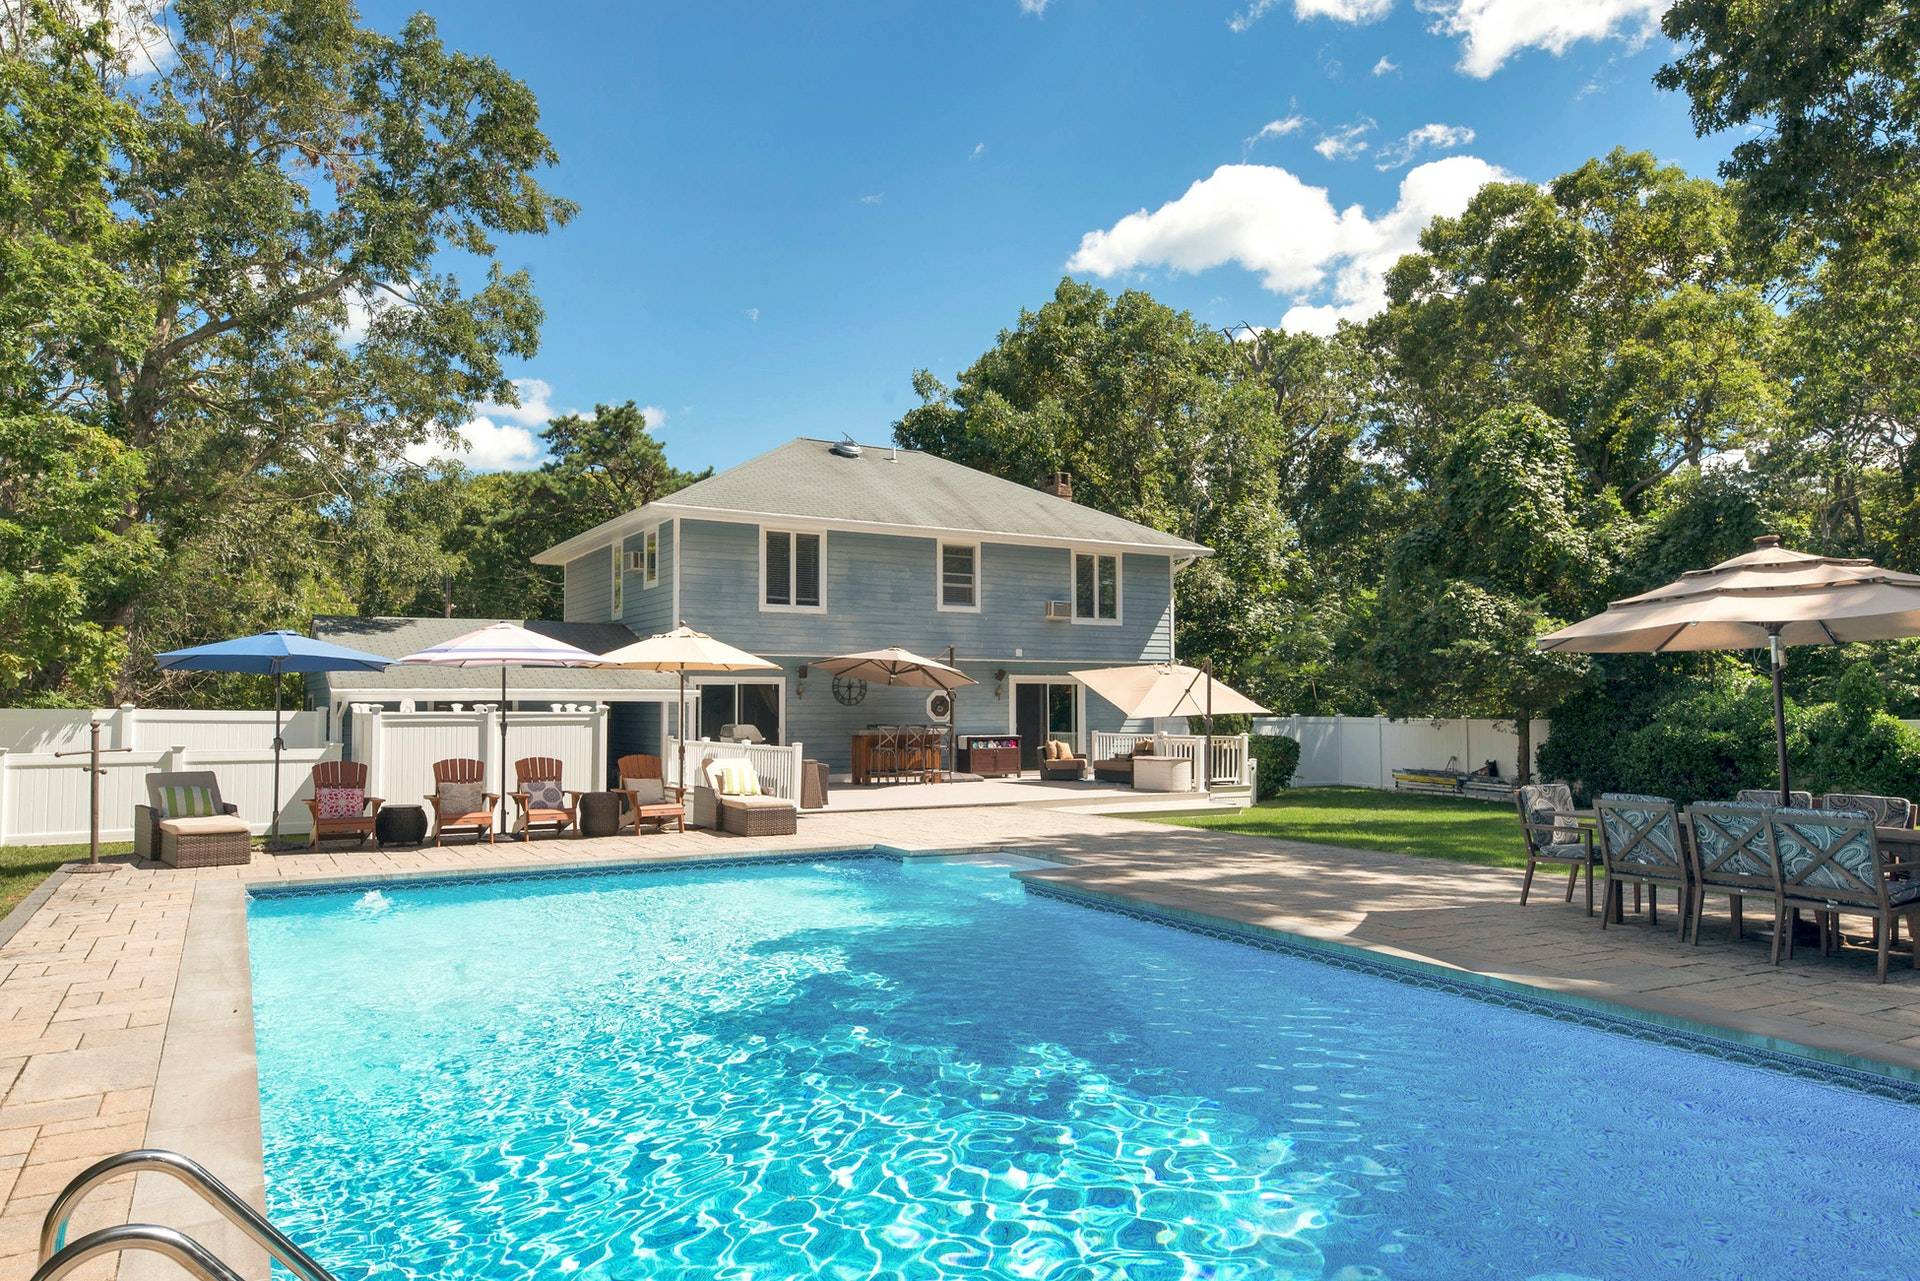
<box><xmin>248</xmin><ymin>851</ymin><xmax>1920</xmax><ymax>1280</ymax></box>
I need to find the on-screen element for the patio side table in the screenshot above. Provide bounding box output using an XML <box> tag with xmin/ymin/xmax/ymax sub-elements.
<box><xmin>1132</xmin><ymin>755</ymin><xmax>1194</xmax><ymax>793</ymax></box>
<box><xmin>578</xmin><ymin>791</ymin><xmax>623</xmax><ymax>838</ymax></box>
<box><xmin>375</xmin><ymin>803</ymin><xmax>428</xmax><ymax>849</ymax></box>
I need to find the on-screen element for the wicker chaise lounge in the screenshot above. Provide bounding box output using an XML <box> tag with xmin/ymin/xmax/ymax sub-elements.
<box><xmin>690</xmin><ymin>756</ymin><xmax>798</xmax><ymax>836</ymax></box>
<box><xmin>135</xmin><ymin>771</ymin><xmax>252</xmax><ymax>867</ymax></box>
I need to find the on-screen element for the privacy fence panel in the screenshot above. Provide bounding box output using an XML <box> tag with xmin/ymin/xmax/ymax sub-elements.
<box><xmin>1259</xmin><ymin>716</ymin><xmax>1551</xmax><ymax>791</ymax></box>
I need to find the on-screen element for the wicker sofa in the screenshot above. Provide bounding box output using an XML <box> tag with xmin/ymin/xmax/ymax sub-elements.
<box><xmin>1038</xmin><ymin>739</ymin><xmax>1089</xmax><ymax>781</ymax></box>
<box><xmin>135</xmin><ymin>771</ymin><xmax>252</xmax><ymax>867</ymax></box>
<box><xmin>689</xmin><ymin>756</ymin><xmax>799</xmax><ymax>836</ymax></box>
<box><xmin>1091</xmin><ymin>738</ymin><xmax>1155</xmax><ymax>785</ymax></box>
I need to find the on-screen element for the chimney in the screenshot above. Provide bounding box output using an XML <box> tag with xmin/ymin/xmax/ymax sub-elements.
<box><xmin>1047</xmin><ymin>471</ymin><xmax>1073</xmax><ymax>501</ymax></box>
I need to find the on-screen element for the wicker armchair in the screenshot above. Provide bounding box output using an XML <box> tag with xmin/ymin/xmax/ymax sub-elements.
<box><xmin>1039</xmin><ymin>738</ymin><xmax>1088</xmax><ymax>781</ymax></box>
<box><xmin>511</xmin><ymin>756</ymin><xmax>582</xmax><ymax>839</ymax></box>
<box><xmin>689</xmin><ymin>756</ymin><xmax>798</xmax><ymax>837</ymax></box>
<box><xmin>302</xmin><ymin>760</ymin><xmax>383</xmax><ymax>849</ymax></box>
<box><xmin>136</xmin><ymin>770</ymin><xmax>251</xmax><ymax>867</ymax></box>
<box><xmin>426</xmin><ymin>758</ymin><xmax>498</xmax><ymax>846</ymax></box>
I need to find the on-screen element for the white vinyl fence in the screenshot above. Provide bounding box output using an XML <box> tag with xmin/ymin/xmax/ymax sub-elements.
<box><xmin>1259</xmin><ymin>715</ymin><xmax>1551</xmax><ymax>790</ymax></box>
<box><xmin>355</xmin><ymin>708</ymin><xmax>609</xmax><ymax>805</ymax></box>
<box><xmin>665</xmin><ymin>737</ymin><xmax>806</xmax><ymax>801</ymax></box>
<box><xmin>0</xmin><ymin>705</ymin><xmax>327</xmax><ymax>755</ymax></box>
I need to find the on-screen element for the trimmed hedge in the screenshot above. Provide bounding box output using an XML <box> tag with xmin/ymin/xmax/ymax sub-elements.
<box><xmin>1250</xmin><ymin>733</ymin><xmax>1301</xmax><ymax>799</ymax></box>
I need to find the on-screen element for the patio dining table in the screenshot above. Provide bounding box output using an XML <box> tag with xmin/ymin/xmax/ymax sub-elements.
<box><xmin>850</xmin><ymin>727</ymin><xmax>950</xmax><ymax>785</ymax></box>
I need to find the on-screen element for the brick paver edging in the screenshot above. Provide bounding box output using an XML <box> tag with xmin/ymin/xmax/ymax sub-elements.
<box><xmin>1018</xmin><ymin>875</ymin><xmax>1920</xmax><ymax>1107</ymax></box>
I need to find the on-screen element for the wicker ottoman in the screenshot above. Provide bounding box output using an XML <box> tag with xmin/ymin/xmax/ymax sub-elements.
<box><xmin>719</xmin><ymin>795</ymin><xmax>799</xmax><ymax>837</ymax></box>
<box><xmin>157</xmin><ymin>816</ymin><xmax>253</xmax><ymax>867</ymax></box>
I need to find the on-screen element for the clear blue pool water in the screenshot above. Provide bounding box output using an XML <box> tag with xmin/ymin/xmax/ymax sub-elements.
<box><xmin>249</xmin><ymin>853</ymin><xmax>1920</xmax><ymax>1281</ymax></box>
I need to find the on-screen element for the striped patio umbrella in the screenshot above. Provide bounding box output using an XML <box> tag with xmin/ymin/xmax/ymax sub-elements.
<box><xmin>395</xmin><ymin>622</ymin><xmax>605</xmax><ymax>833</ymax></box>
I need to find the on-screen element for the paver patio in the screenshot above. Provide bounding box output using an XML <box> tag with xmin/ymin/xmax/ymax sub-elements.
<box><xmin>1</xmin><ymin>805</ymin><xmax>1914</xmax><ymax>1280</ymax></box>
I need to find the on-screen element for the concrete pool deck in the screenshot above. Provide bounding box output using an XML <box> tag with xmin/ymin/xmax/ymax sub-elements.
<box><xmin>1</xmin><ymin>805</ymin><xmax>1917</xmax><ymax>1279</ymax></box>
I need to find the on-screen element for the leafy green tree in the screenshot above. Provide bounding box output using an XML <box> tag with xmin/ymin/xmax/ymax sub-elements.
<box><xmin>540</xmin><ymin>402</ymin><xmax>711</xmax><ymax>529</ymax></box>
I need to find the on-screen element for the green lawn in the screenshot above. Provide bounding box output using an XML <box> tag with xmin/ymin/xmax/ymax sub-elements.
<box><xmin>1140</xmin><ymin>785</ymin><xmax>1527</xmax><ymax>868</ymax></box>
<box><xmin>0</xmin><ymin>842</ymin><xmax>132</xmax><ymax>917</ymax></box>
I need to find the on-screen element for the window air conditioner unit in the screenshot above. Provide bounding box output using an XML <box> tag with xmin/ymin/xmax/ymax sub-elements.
<box><xmin>1044</xmin><ymin>600</ymin><xmax>1072</xmax><ymax>621</ymax></box>
<box><xmin>626</xmin><ymin>550</ymin><xmax>647</xmax><ymax>572</ymax></box>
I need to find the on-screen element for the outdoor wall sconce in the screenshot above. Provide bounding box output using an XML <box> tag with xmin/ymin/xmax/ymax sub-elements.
<box><xmin>993</xmin><ymin>668</ymin><xmax>1007</xmax><ymax>699</ymax></box>
<box><xmin>795</xmin><ymin>663</ymin><xmax>808</xmax><ymax>699</ymax></box>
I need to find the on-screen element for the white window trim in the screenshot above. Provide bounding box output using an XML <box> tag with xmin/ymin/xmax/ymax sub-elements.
<box><xmin>610</xmin><ymin>543</ymin><xmax>624</xmax><ymax>619</ymax></box>
<box><xmin>643</xmin><ymin>526</ymin><xmax>660</xmax><ymax>588</ymax></box>
<box><xmin>1007</xmin><ymin>676</ymin><xmax>1085</xmax><ymax>754</ymax></box>
<box><xmin>757</xmin><ymin>526</ymin><xmax>828</xmax><ymax>614</ymax></box>
<box><xmin>935</xmin><ymin>539</ymin><xmax>982</xmax><ymax>613</ymax></box>
<box><xmin>1069</xmin><ymin>548</ymin><xmax>1123</xmax><ymax>626</ymax></box>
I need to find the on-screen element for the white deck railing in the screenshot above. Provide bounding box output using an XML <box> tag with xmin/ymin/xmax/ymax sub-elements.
<box><xmin>1090</xmin><ymin>731</ymin><xmax>1252</xmax><ymax>791</ymax></box>
<box><xmin>666</xmin><ymin>737</ymin><xmax>805</xmax><ymax>801</ymax></box>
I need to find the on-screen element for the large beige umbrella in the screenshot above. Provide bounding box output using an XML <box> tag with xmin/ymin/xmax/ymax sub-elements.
<box><xmin>598</xmin><ymin>623</ymin><xmax>778</xmax><ymax>795</ymax></box>
<box><xmin>1071</xmin><ymin>662</ymin><xmax>1271</xmax><ymax>793</ymax></box>
<box><xmin>1538</xmin><ymin>535</ymin><xmax>1920</xmax><ymax>801</ymax></box>
<box><xmin>811</xmin><ymin>648</ymin><xmax>978</xmax><ymax>776</ymax></box>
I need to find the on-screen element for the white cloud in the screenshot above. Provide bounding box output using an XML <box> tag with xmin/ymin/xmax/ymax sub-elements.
<box><xmin>1246</xmin><ymin>114</ymin><xmax>1308</xmax><ymax>149</ymax></box>
<box><xmin>1419</xmin><ymin>0</ymin><xmax>1670</xmax><ymax>77</ymax></box>
<box><xmin>1372</xmin><ymin>55</ymin><xmax>1400</xmax><ymax>75</ymax></box>
<box><xmin>1314</xmin><ymin>119</ymin><xmax>1375</xmax><ymax>160</ymax></box>
<box><xmin>1018</xmin><ymin>0</ymin><xmax>1050</xmax><ymax>13</ymax></box>
<box><xmin>1066</xmin><ymin>154</ymin><xmax>1509</xmax><ymax>334</ymax></box>
<box><xmin>640</xmin><ymin>405</ymin><xmax>667</xmax><ymax>430</ymax></box>
<box><xmin>1228</xmin><ymin>0</ymin><xmax>1280</xmax><ymax>31</ymax></box>
<box><xmin>1297</xmin><ymin>0</ymin><xmax>1395</xmax><ymax>20</ymax></box>
<box><xmin>405</xmin><ymin>417</ymin><xmax>544</xmax><ymax>472</ymax></box>
<box><xmin>1374</xmin><ymin>122</ymin><xmax>1476</xmax><ymax>169</ymax></box>
<box><xmin>745</xmin><ymin>307</ymin><xmax>760</xmax><ymax>322</ymax></box>
<box><xmin>859</xmin><ymin>192</ymin><xmax>885</xmax><ymax>205</ymax></box>
<box><xmin>476</xmin><ymin>377</ymin><xmax>562</xmax><ymax>428</ymax></box>
<box><xmin>970</xmin><ymin>142</ymin><xmax>988</xmax><ymax>160</ymax></box>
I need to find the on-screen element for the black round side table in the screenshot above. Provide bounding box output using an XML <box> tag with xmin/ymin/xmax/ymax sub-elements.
<box><xmin>376</xmin><ymin>803</ymin><xmax>429</xmax><ymax>848</ymax></box>
<box><xmin>577</xmin><ymin>791</ymin><xmax>622</xmax><ymax>838</ymax></box>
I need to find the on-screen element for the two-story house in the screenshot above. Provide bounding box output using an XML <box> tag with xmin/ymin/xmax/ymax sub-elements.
<box><xmin>531</xmin><ymin>436</ymin><xmax>1210</xmax><ymax>772</ymax></box>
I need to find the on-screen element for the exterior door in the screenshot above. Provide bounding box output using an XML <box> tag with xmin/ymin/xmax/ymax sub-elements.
<box><xmin>1014</xmin><ymin>681</ymin><xmax>1079</xmax><ymax>768</ymax></box>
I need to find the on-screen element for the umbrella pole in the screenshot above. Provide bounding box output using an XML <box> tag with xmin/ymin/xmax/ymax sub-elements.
<box><xmin>500</xmin><ymin>666</ymin><xmax>512</xmax><ymax>837</ymax></box>
<box><xmin>676</xmin><ymin>669</ymin><xmax>687</xmax><ymax>803</ymax></box>
<box><xmin>1769</xmin><ymin>627</ymin><xmax>1791</xmax><ymax>805</ymax></box>
<box><xmin>1203</xmin><ymin>659</ymin><xmax>1213</xmax><ymax>797</ymax></box>
<box><xmin>270</xmin><ymin>670</ymin><xmax>284</xmax><ymax>850</ymax></box>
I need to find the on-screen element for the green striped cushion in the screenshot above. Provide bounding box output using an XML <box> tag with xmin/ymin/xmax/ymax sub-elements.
<box><xmin>156</xmin><ymin>785</ymin><xmax>216</xmax><ymax>818</ymax></box>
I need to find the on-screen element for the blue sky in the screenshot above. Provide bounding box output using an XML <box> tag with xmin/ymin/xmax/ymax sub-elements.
<box><xmin>357</xmin><ymin>1</ymin><xmax>1732</xmax><ymax>475</ymax></box>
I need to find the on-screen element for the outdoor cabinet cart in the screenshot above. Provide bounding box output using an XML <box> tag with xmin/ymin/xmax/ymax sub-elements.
<box><xmin>960</xmin><ymin>735</ymin><xmax>1021</xmax><ymax>778</ymax></box>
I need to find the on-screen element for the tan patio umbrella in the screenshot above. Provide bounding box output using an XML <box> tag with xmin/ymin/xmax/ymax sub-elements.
<box><xmin>1538</xmin><ymin>534</ymin><xmax>1920</xmax><ymax>802</ymax></box>
<box><xmin>1071</xmin><ymin>662</ymin><xmax>1271</xmax><ymax>793</ymax></box>
<box><xmin>597</xmin><ymin>623</ymin><xmax>778</xmax><ymax>796</ymax></box>
<box><xmin>811</xmin><ymin>647</ymin><xmax>978</xmax><ymax>776</ymax></box>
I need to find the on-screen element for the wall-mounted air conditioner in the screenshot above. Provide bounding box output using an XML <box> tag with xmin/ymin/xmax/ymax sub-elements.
<box><xmin>1043</xmin><ymin>600</ymin><xmax>1072</xmax><ymax>621</ymax></box>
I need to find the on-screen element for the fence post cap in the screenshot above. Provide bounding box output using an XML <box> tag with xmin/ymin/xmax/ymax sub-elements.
<box><xmin>118</xmin><ymin>703</ymin><xmax>137</xmax><ymax>711</ymax></box>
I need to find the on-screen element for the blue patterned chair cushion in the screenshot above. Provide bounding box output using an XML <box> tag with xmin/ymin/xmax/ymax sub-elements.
<box><xmin>1690</xmin><ymin>803</ymin><xmax>1774</xmax><ymax>880</ymax></box>
<box><xmin>1535</xmin><ymin>841</ymin><xmax>1593</xmax><ymax>863</ymax></box>
<box><xmin>1598</xmin><ymin>793</ymin><xmax>1682</xmax><ymax>869</ymax></box>
<box><xmin>1517</xmin><ymin>782</ymin><xmax>1578</xmax><ymax>851</ymax></box>
<box><xmin>1818</xmin><ymin>793</ymin><xmax>1913</xmax><ymax>828</ymax></box>
<box><xmin>1890</xmin><ymin>880</ymin><xmax>1920</xmax><ymax>908</ymax></box>
<box><xmin>1735</xmin><ymin>788</ymin><xmax>1812</xmax><ymax>809</ymax></box>
<box><xmin>1770</xmin><ymin>806</ymin><xmax>1877</xmax><ymax>896</ymax></box>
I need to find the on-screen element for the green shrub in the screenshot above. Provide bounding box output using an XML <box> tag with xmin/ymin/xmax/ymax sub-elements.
<box><xmin>1250</xmin><ymin>733</ymin><xmax>1301</xmax><ymax>799</ymax></box>
<box><xmin>1797</xmin><ymin>662</ymin><xmax>1920</xmax><ymax>797</ymax></box>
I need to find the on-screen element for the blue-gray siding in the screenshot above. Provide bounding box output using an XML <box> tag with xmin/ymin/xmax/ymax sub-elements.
<box><xmin>562</xmin><ymin>546</ymin><xmax>614</xmax><ymax>623</ymax></box>
<box><xmin>676</xmin><ymin>520</ymin><xmax>1174</xmax><ymax>663</ymax></box>
<box><xmin>619</xmin><ymin>521</ymin><xmax>676</xmax><ymax>635</ymax></box>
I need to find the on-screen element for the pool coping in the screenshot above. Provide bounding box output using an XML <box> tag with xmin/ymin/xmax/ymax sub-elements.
<box><xmin>1016</xmin><ymin>874</ymin><xmax>1920</xmax><ymax>1106</ymax></box>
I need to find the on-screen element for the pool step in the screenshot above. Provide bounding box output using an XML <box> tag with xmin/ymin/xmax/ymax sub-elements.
<box><xmin>32</xmin><ymin>1149</ymin><xmax>338</xmax><ymax>1281</ymax></box>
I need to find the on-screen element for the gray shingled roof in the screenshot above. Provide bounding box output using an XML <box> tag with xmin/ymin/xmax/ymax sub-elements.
<box><xmin>308</xmin><ymin>617</ymin><xmax>676</xmax><ymax>694</ymax></box>
<box><xmin>534</xmin><ymin>438</ymin><xmax>1211</xmax><ymax>564</ymax></box>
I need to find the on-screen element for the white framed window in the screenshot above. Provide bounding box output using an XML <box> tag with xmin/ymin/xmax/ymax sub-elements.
<box><xmin>1072</xmin><ymin>550</ymin><xmax>1120</xmax><ymax>624</ymax></box>
<box><xmin>936</xmin><ymin>540</ymin><xmax>980</xmax><ymax>612</ymax></box>
<box><xmin>643</xmin><ymin>527</ymin><xmax>660</xmax><ymax>588</ymax></box>
<box><xmin>760</xmin><ymin>528</ymin><xmax>825</xmax><ymax>612</ymax></box>
<box><xmin>610</xmin><ymin>543</ymin><xmax>624</xmax><ymax>618</ymax></box>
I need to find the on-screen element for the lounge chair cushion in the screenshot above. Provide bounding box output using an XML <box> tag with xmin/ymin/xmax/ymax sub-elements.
<box><xmin>715</xmin><ymin>762</ymin><xmax>761</xmax><ymax>796</ymax></box>
<box><xmin>314</xmin><ymin>786</ymin><xmax>366</xmax><ymax>821</ymax></box>
<box><xmin>525</xmin><ymin>778</ymin><xmax>566</xmax><ymax>809</ymax></box>
<box><xmin>157</xmin><ymin>815</ymin><xmax>249</xmax><ymax>837</ymax></box>
<box><xmin>720</xmin><ymin>794</ymin><xmax>792</xmax><ymax>812</ymax></box>
<box><xmin>624</xmin><ymin>777</ymin><xmax>666</xmax><ymax>804</ymax></box>
<box><xmin>437</xmin><ymin>782</ymin><xmax>487</xmax><ymax>818</ymax></box>
<box><xmin>155</xmin><ymin>784</ymin><xmax>218</xmax><ymax>818</ymax></box>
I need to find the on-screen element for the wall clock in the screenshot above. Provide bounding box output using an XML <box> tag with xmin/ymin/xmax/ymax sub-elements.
<box><xmin>832</xmin><ymin>675</ymin><xmax>868</xmax><ymax>706</ymax></box>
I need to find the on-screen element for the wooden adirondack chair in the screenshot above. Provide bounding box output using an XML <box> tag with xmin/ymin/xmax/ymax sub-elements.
<box><xmin>512</xmin><ymin>756</ymin><xmax>582</xmax><ymax>839</ymax></box>
<box><xmin>615</xmin><ymin>753</ymin><xmax>685</xmax><ymax>834</ymax></box>
<box><xmin>302</xmin><ymin>759</ymin><xmax>384</xmax><ymax>849</ymax></box>
<box><xmin>426</xmin><ymin>758</ymin><xmax>498</xmax><ymax>846</ymax></box>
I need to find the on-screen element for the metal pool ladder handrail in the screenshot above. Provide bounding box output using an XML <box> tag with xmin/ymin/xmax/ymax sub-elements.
<box><xmin>37</xmin><ymin>1148</ymin><xmax>338</xmax><ymax>1281</ymax></box>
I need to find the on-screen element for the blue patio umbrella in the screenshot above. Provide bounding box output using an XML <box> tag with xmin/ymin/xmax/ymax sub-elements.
<box><xmin>154</xmin><ymin>630</ymin><xmax>392</xmax><ymax>847</ymax></box>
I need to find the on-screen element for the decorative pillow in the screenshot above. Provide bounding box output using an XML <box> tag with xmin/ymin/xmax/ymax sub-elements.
<box><xmin>314</xmin><ymin>786</ymin><xmax>365</xmax><ymax>820</ymax></box>
<box><xmin>438</xmin><ymin>781</ymin><xmax>486</xmax><ymax>817</ymax></box>
<box><xmin>715</xmin><ymin>761</ymin><xmax>761</xmax><ymax>796</ymax></box>
<box><xmin>156</xmin><ymin>784</ymin><xmax>216</xmax><ymax>818</ymax></box>
<box><xmin>526</xmin><ymin>778</ymin><xmax>565</xmax><ymax>810</ymax></box>
<box><xmin>624</xmin><ymin>777</ymin><xmax>666</xmax><ymax>805</ymax></box>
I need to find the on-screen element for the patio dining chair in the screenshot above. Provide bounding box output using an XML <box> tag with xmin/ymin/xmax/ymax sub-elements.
<box><xmin>1685</xmin><ymin>802</ymin><xmax>1785</xmax><ymax>958</ymax></box>
<box><xmin>426</xmin><ymin>758</ymin><xmax>497</xmax><ymax>846</ymax></box>
<box><xmin>1734</xmin><ymin>788</ymin><xmax>1812</xmax><ymax>809</ymax></box>
<box><xmin>1595</xmin><ymin>793</ymin><xmax>1689</xmax><ymax>937</ymax></box>
<box><xmin>870</xmin><ymin>726</ymin><xmax>902</xmax><ymax>784</ymax></box>
<box><xmin>512</xmin><ymin>756</ymin><xmax>582</xmax><ymax>839</ymax></box>
<box><xmin>1512</xmin><ymin>782</ymin><xmax>1597</xmax><ymax>916</ymax></box>
<box><xmin>1767</xmin><ymin>806</ymin><xmax>1920</xmax><ymax>982</ymax></box>
<box><xmin>1817</xmin><ymin>793</ymin><xmax>1916</xmax><ymax>828</ymax></box>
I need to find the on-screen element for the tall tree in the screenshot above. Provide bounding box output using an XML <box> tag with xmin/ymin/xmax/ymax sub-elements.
<box><xmin>1</xmin><ymin>0</ymin><xmax>573</xmax><ymax>702</ymax></box>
